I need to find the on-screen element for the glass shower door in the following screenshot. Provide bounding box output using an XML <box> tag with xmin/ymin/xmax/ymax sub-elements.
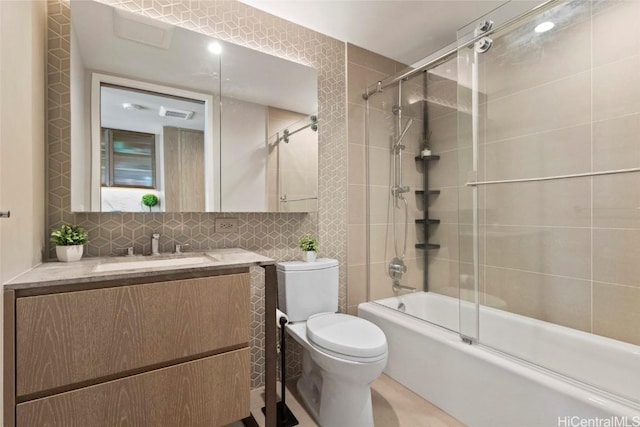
<box><xmin>365</xmin><ymin>53</ymin><xmax>462</xmax><ymax>333</ymax></box>
<box><xmin>457</xmin><ymin>0</ymin><xmax>640</xmax><ymax>404</ymax></box>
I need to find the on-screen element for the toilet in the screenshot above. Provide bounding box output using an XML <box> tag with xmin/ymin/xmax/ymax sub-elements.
<box><xmin>277</xmin><ymin>258</ymin><xmax>388</xmax><ymax>427</ymax></box>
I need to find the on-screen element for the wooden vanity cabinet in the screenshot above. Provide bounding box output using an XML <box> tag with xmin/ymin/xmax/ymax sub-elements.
<box><xmin>4</xmin><ymin>270</ymin><xmax>251</xmax><ymax>427</ymax></box>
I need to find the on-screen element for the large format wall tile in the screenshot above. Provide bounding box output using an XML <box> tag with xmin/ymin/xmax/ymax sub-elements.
<box><xmin>348</xmin><ymin>143</ymin><xmax>366</xmax><ymax>186</ymax></box>
<box><xmin>347</xmin><ymin>44</ymin><xmax>396</xmax><ymax>76</ymax></box>
<box><xmin>593</xmin><ymin>228</ymin><xmax>640</xmax><ymax>288</ymax></box>
<box><xmin>485</xmin><ymin>70</ymin><xmax>590</xmax><ymax>143</ymax></box>
<box><xmin>348</xmin><ymin>62</ymin><xmax>393</xmax><ymax>111</ymax></box>
<box><xmin>593</xmin><ymin>282</ymin><xmax>640</xmax><ymax>346</ymax></box>
<box><xmin>593</xmin><ymin>54</ymin><xmax>640</xmax><ymax>122</ymax></box>
<box><xmin>592</xmin><ymin>0</ymin><xmax>640</xmax><ymax>68</ymax></box>
<box><xmin>484</xmin><ymin>124</ymin><xmax>591</xmax><ymax>181</ymax></box>
<box><xmin>484</xmin><ymin>266</ymin><xmax>591</xmax><ymax>332</ymax></box>
<box><xmin>428</xmin><ymin>186</ymin><xmax>459</xmax><ymax>225</ymax></box>
<box><xmin>348</xmin><ymin>103</ymin><xmax>366</xmax><ymax>146</ymax></box>
<box><xmin>427</xmin><ymin>257</ymin><xmax>459</xmax><ymax>296</ymax></box>
<box><xmin>593</xmin><ymin>173</ymin><xmax>640</xmax><ymax>229</ymax></box>
<box><xmin>348</xmin><ymin>224</ymin><xmax>366</xmax><ymax>266</ymax></box>
<box><xmin>428</xmin><ymin>149</ymin><xmax>460</xmax><ymax>189</ymax></box>
<box><xmin>348</xmin><ymin>184</ymin><xmax>366</xmax><ymax>225</ymax></box>
<box><xmin>485</xmin><ymin>225</ymin><xmax>590</xmax><ymax>280</ymax></box>
<box><xmin>482</xmin><ymin>3</ymin><xmax>591</xmax><ymax>101</ymax></box>
<box><xmin>485</xmin><ymin>178</ymin><xmax>590</xmax><ymax>227</ymax></box>
<box><xmin>346</xmin><ymin>44</ymin><xmax>406</xmax><ymax>314</ymax></box>
<box><xmin>428</xmin><ymin>112</ymin><xmax>457</xmax><ymax>153</ymax></box>
<box><xmin>593</xmin><ymin>114</ymin><xmax>640</xmax><ymax>171</ymax></box>
<box><xmin>347</xmin><ymin>264</ymin><xmax>367</xmax><ymax>309</ymax></box>
<box><xmin>369</xmin><ymin>146</ymin><xmax>392</xmax><ymax>187</ymax></box>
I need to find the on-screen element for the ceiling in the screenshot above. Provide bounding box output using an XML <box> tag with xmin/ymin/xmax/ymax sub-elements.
<box><xmin>100</xmin><ymin>86</ymin><xmax>205</xmax><ymax>135</ymax></box>
<box><xmin>238</xmin><ymin>0</ymin><xmax>507</xmax><ymax>65</ymax></box>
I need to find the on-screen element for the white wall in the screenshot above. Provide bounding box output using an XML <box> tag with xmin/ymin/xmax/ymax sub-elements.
<box><xmin>221</xmin><ymin>97</ymin><xmax>267</xmax><ymax>211</ymax></box>
<box><xmin>70</xmin><ymin>27</ymin><xmax>91</xmax><ymax>211</ymax></box>
<box><xmin>0</xmin><ymin>0</ymin><xmax>47</xmax><ymax>422</ymax></box>
<box><xmin>0</xmin><ymin>0</ymin><xmax>46</xmax><ymax>281</ymax></box>
<box><xmin>101</xmin><ymin>188</ymin><xmax>162</xmax><ymax>212</ymax></box>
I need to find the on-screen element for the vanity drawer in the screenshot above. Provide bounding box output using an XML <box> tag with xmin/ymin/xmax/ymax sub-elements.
<box><xmin>16</xmin><ymin>273</ymin><xmax>250</xmax><ymax>397</ymax></box>
<box><xmin>16</xmin><ymin>347</ymin><xmax>250</xmax><ymax>427</ymax></box>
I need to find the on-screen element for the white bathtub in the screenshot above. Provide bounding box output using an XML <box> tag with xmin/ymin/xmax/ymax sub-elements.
<box><xmin>359</xmin><ymin>292</ymin><xmax>640</xmax><ymax>427</ymax></box>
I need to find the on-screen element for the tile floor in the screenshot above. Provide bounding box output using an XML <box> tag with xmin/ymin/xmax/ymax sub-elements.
<box><xmin>227</xmin><ymin>374</ymin><xmax>465</xmax><ymax>427</ymax></box>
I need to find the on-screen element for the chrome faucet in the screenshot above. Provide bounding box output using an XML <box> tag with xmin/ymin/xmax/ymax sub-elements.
<box><xmin>392</xmin><ymin>280</ymin><xmax>416</xmax><ymax>294</ymax></box>
<box><xmin>174</xmin><ymin>243</ymin><xmax>190</xmax><ymax>254</ymax></box>
<box><xmin>151</xmin><ymin>233</ymin><xmax>160</xmax><ymax>255</ymax></box>
<box><xmin>117</xmin><ymin>246</ymin><xmax>135</xmax><ymax>256</ymax></box>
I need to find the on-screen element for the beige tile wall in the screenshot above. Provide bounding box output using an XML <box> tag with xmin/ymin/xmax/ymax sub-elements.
<box><xmin>346</xmin><ymin>44</ymin><xmax>461</xmax><ymax>309</ymax></box>
<box><xmin>346</xmin><ymin>44</ymin><xmax>407</xmax><ymax>313</ymax></box>
<box><xmin>423</xmin><ymin>61</ymin><xmax>461</xmax><ymax>299</ymax></box>
<box><xmin>469</xmin><ymin>0</ymin><xmax>640</xmax><ymax>345</ymax></box>
<box><xmin>47</xmin><ymin>0</ymin><xmax>347</xmax><ymax>387</ymax></box>
<box><xmin>348</xmin><ymin>1</ymin><xmax>640</xmax><ymax>349</ymax></box>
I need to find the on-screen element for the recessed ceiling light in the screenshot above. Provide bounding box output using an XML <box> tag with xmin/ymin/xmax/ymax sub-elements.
<box><xmin>208</xmin><ymin>41</ymin><xmax>222</xmax><ymax>55</ymax></box>
<box><xmin>534</xmin><ymin>21</ymin><xmax>554</xmax><ymax>33</ymax></box>
<box><xmin>122</xmin><ymin>103</ymin><xmax>143</xmax><ymax>111</ymax></box>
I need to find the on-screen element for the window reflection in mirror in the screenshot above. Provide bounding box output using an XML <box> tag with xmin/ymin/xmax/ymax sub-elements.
<box><xmin>70</xmin><ymin>0</ymin><xmax>318</xmax><ymax>213</ymax></box>
<box><xmin>98</xmin><ymin>84</ymin><xmax>208</xmax><ymax>212</ymax></box>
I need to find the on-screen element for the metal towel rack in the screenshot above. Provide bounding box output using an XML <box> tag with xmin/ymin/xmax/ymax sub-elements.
<box><xmin>279</xmin><ymin>195</ymin><xmax>318</xmax><ymax>203</ymax></box>
<box><xmin>465</xmin><ymin>167</ymin><xmax>640</xmax><ymax>187</ymax></box>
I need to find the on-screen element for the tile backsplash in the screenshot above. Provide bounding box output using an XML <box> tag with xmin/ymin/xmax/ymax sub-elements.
<box><xmin>46</xmin><ymin>0</ymin><xmax>346</xmax><ymax>387</ymax></box>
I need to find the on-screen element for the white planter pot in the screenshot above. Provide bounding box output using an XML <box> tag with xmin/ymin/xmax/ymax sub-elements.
<box><xmin>303</xmin><ymin>251</ymin><xmax>317</xmax><ymax>262</ymax></box>
<box><xmin>56</xmin><ymin>245</ymin><xmax>84</xmax><ymax>262</ymax></box>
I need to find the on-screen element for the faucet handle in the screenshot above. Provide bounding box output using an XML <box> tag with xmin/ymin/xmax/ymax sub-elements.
<box><xmin>152</xmin><ymin>233</ymin><xmax>160</xmax><ymax>239</ymax></box>
<box><xmin>175</xmin><ymin>243</ymin><xmax>191</xmax><ymax>254</ymax></box>
<box><xmin>118</xmin><ymin>247</ymin><xmax>135</xmax><ymax>256</ymax></box>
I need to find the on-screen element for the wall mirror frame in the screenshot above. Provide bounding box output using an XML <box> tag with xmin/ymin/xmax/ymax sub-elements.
<box><xmin>70</xmin><ymin>0</ymin><xmax>319</xmax><ymax>214</ymax></box>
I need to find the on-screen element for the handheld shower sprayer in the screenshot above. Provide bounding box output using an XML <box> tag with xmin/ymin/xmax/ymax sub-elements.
<box><xmin>394</xmin><ymin>118</ymin><xmax>414</xmax><ymax>151</ymax></box>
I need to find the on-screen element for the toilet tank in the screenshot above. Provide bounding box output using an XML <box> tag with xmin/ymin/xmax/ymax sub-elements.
<box><xmin>277</xmin><ymin>258</ymin><xmax>339</xmax><ymax>322</ymax></box>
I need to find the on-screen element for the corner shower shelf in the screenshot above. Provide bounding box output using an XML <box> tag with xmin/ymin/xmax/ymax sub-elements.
<box><xmin>415</xmin><ymin>151</ymin><xmax>440</xmax><ymax>289</ymax></box>
<box><xmin>415</xmin><ymin>243</ymin><xmax>440</xmax><ymax>250</ymax></box>
<box><xmin>415</xmin><ymin>155</ymin><xmax>441</xmax><ymax>161</ymax></box>
<box><xmin>415</xmin><ymin>219</ymin><xmax>440</xmax><ymax>225</ymax></box>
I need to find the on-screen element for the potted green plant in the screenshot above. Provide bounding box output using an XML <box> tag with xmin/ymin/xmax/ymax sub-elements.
<box><xmin>142</xmin><ymin>193</ymin><xmax>159</xmax><ymax>212</ymax></box>
<box><xmin>50</xmin><ymin>224</ymin><xmax>88</xmax><ymax>262</ymax></box>
<box><xmin>299</xmin><ymin>233</ymin><xmax>319</xmax><ymax>262</ymax></box>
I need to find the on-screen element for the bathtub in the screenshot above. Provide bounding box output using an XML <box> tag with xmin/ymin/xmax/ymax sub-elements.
<box><xmin>359</xmin><ymin>292</ymin><xmax>640</xmax><ymax>427</ymax></box>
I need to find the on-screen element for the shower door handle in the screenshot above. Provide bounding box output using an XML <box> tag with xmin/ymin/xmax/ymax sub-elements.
<box><xmin>0</xmin><ymin>211</ymin><xmax>10</xmax><ymax>218</ymax></box>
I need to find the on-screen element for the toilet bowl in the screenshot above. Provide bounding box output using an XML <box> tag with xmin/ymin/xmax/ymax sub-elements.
<box><xmin>277</xmin><ymin>259</ymin><xmax>388</xmax><ymax>427</ymax></box>
<box><xmin>286</xmin><ymin>314</ymin><xmax>387</xmax><ymax>427</ymax></box>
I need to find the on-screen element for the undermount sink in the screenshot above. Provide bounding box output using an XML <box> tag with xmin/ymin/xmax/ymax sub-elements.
<box><xmin>93</xmin><ymin>256</ymin><xmax>210</xmax><ymax>273</ymax></box>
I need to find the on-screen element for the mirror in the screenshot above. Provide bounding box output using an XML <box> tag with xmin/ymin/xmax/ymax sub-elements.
<box><xmin>70</xmin><ymin>0</ymin><xmax>318</xmax><ymax>213</ymax></box>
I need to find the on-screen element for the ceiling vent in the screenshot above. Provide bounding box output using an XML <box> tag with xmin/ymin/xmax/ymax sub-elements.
<box><xmin>159</xmin><ymin>106</ymin><xmax>194</xmax><ymax>120</ymax></box>
<box><xmin>113</xmin><ymin>9</ymin><xmax>174</xmax><ymax>49</ymax></box>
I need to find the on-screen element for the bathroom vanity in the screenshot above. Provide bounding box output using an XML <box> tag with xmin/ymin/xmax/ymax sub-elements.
<box><xmin>3</xmin><ymin>249</ymin><xmax>278</xmax><ymax>427</ymax></box>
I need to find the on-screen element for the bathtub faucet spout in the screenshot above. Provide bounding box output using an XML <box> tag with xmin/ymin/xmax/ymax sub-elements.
<box><xmin>392</xmin><ymin>281</ymin><xmax>416</xmax><ymax>294</ymax></box>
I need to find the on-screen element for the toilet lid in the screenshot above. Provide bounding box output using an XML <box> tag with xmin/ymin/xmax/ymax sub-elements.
<box><xmin>306</xmin><ymin>313</ymin><xmax>387</xmax><ymax>359</ymax></box>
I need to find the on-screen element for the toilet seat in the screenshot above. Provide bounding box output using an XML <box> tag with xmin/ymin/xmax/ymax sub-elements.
<box><xmin>306</xmin><ymin>313</ymin><xmax>387</xmax><ymax>362</ymax></box>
